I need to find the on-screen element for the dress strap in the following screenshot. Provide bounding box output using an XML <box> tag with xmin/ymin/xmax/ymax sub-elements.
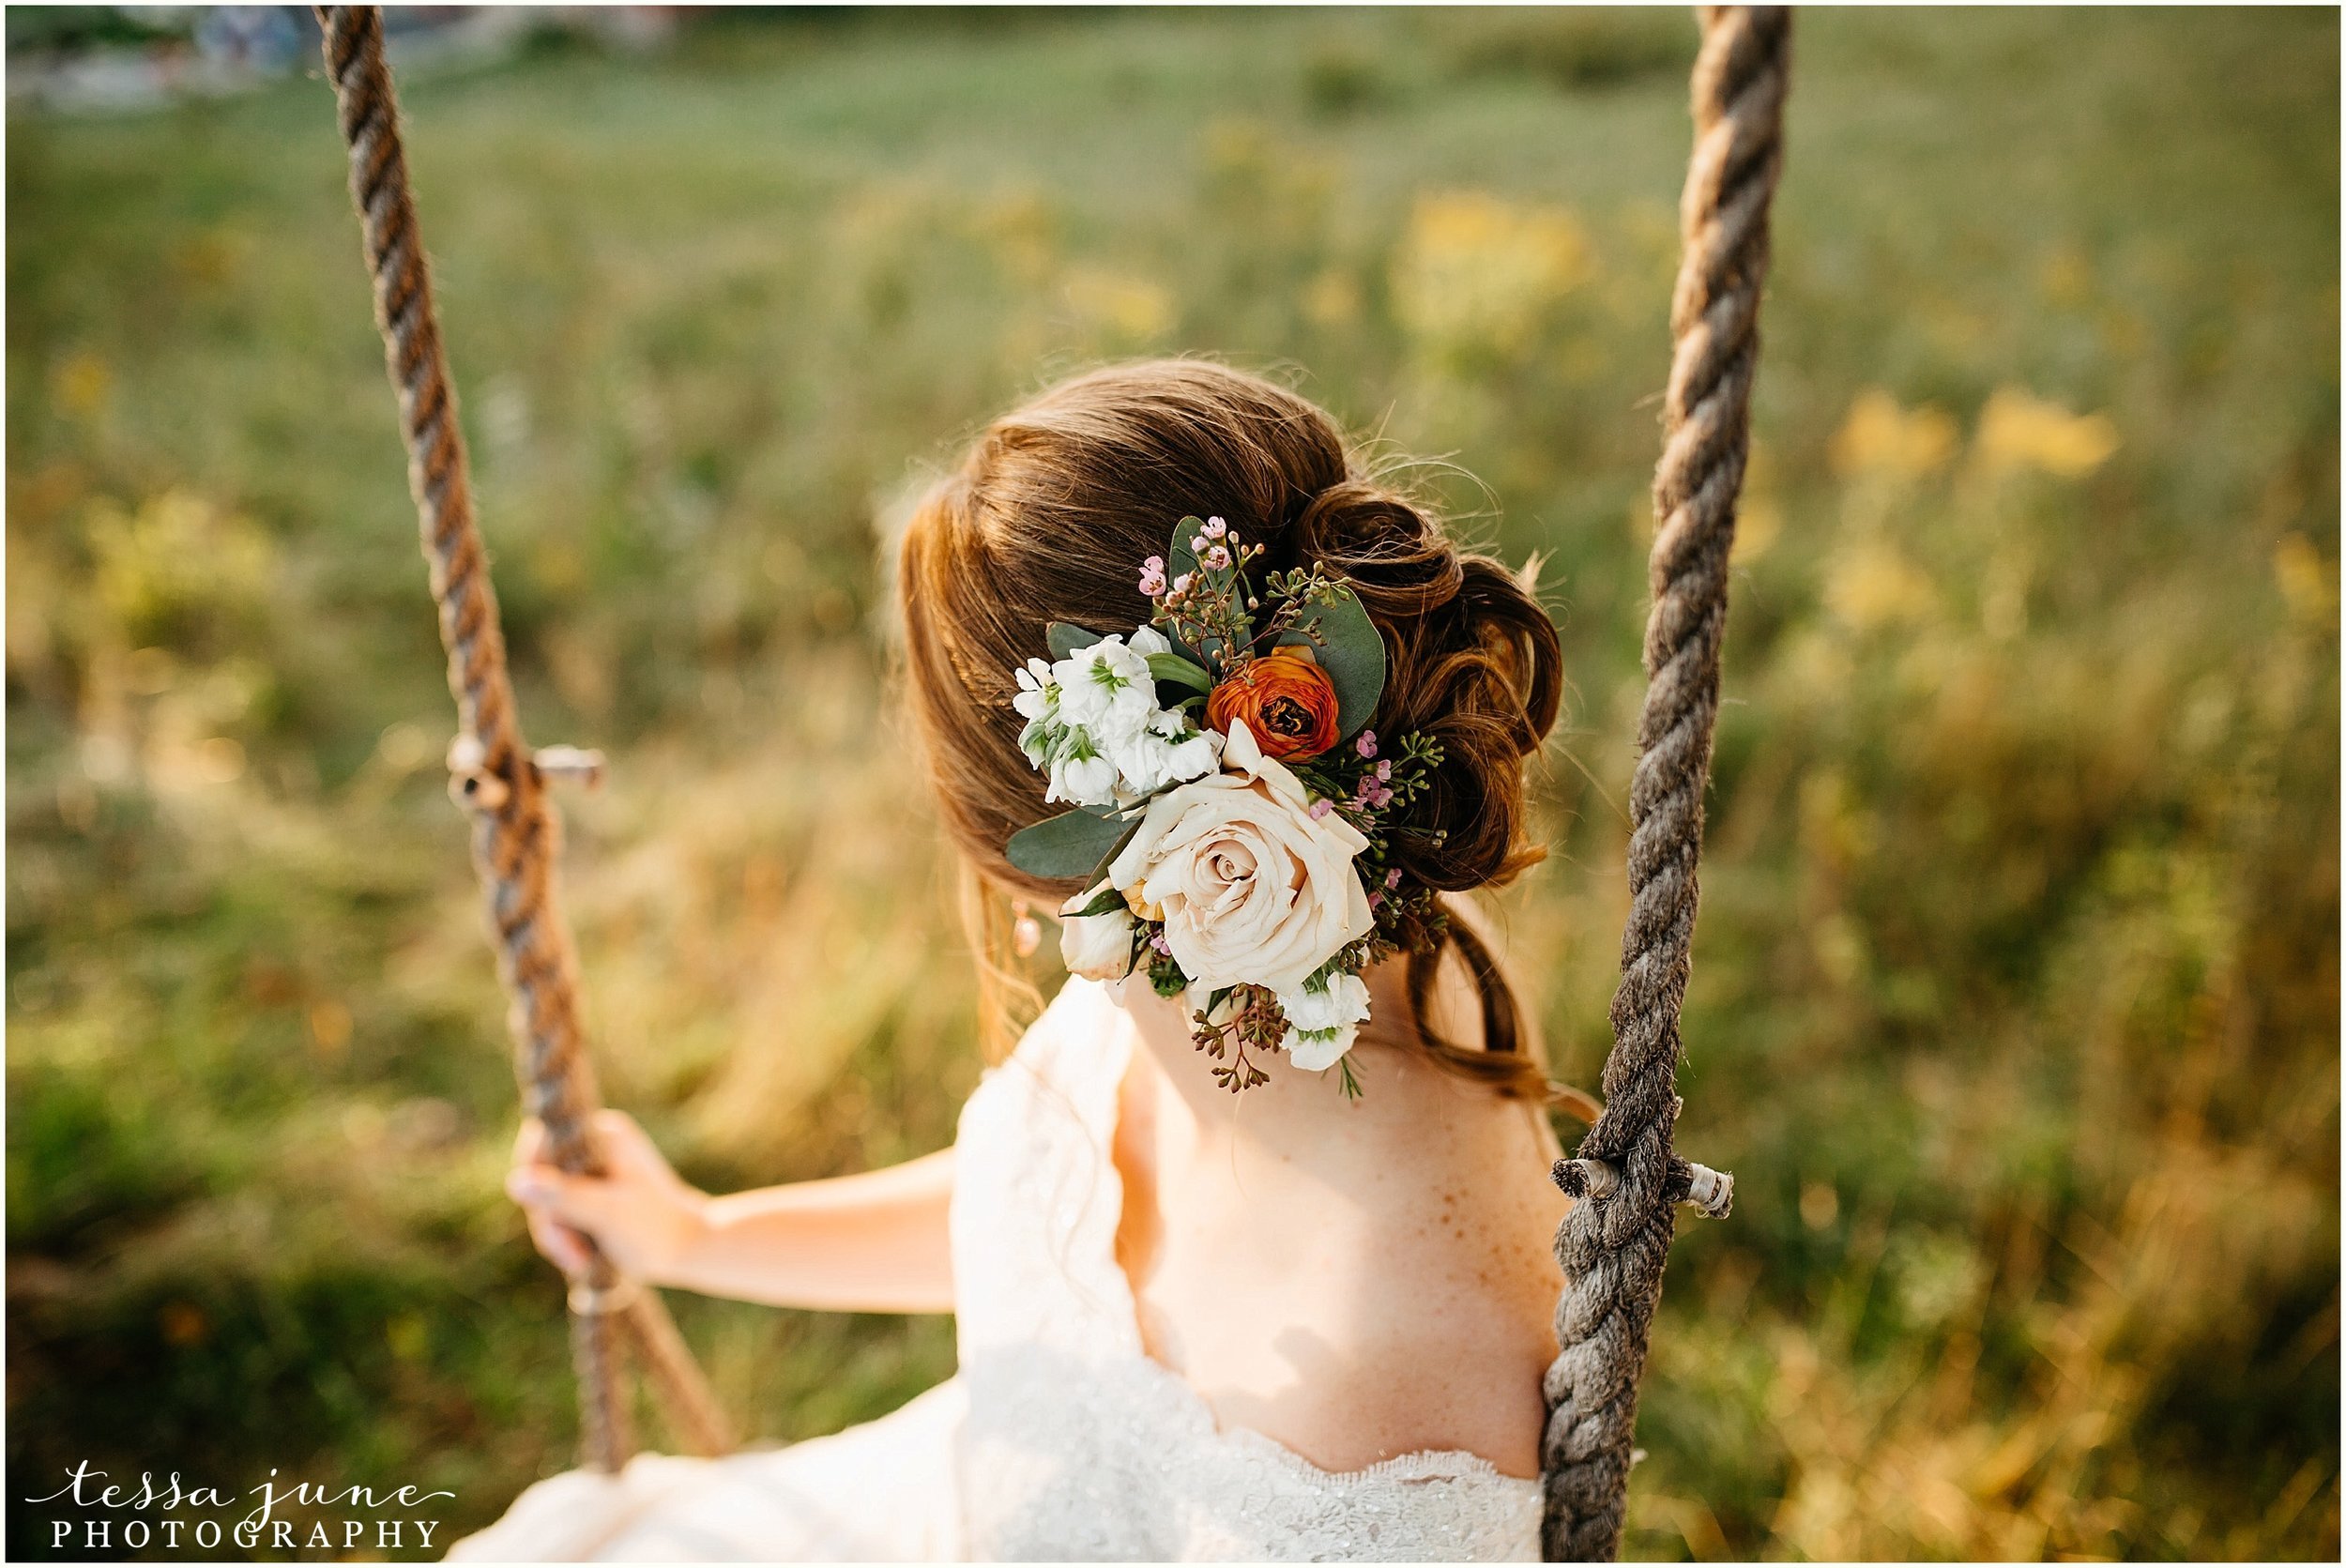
<box><xmin>950</xmin><ymin>979</ymin><xmax>1143</xmax><ymax>1360</ymax></box>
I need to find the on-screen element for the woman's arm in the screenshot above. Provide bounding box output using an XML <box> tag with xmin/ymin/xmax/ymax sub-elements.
<box><xmin>507</xmin><ymin>1111</ymin><xmax>956</xmax><ymax>1315</ymax></box>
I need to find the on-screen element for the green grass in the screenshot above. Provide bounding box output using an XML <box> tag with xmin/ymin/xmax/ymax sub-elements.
<box><xmin>7</xmin><ymin>7</ymin><xmax>2338</xmax><ymax>1559</ymax></box>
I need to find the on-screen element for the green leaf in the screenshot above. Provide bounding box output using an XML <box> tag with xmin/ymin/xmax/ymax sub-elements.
<box><xmin>1073</xmin><ymin>884</ymin><xmax>1127</xmax><ymax>919</ymax></box>
<box><xmin>1279</xmin><ymin>586</ymin><xmax>1385</xmax><ymax>736</ymax></box>
<box><xmin>1146</xmin><ymin>651</ymin><xmax>1212</xmax><ymax>692</ymax></box>
<box><xmin>1047</xmin><ymin>621</ymin><xmax>1108</xmax><ymax>660</ymax></box>
<box><xmin>1165</xmin><ymin>515</ymin><xmax>1206</xmax><ymax>591</ymax></box>
<box><xmin>1086</xmin><ymin>816</ymin><xmax>1144</xmax><ymax>888</ymax></box>
<box><xmin>1006</xmin><ymin>808</ymin><xmax>1135</xmax><ymax>880</ymax></box>
<box><xmin>1163</xmin><ymin>516</ymin><xmax>1234</xmax><ymax>671</ymax></box>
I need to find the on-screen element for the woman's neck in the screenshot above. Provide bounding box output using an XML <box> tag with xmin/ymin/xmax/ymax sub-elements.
<box><xmin>1105</xmin><ymin>960</ymin><xmax>1443</xmax><ymax>1158</ymax></box>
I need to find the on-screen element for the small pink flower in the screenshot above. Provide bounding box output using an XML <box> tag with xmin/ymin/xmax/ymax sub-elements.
<box><xmin>1355</xmin><ymin>730</ymin><xmax>1378</xmax><ymax>759</ymax></box>
<box><xmin>1150</xmin><ymin>931</ymin><xmax>1173</xmax><ymax>956</ymax></box>
<box><xmin>1138</xmin><ymin>555</ymin><xmax>1168</xmax><ymax>595</ymax></box>
<box><xmin>1204</xmin><ymin>544</ymin><xmax>1232</xmax><ymax>571</ymax></box>
<box><xmin>1190</xmin><ymin>535</ymin><xmax>1209</xmax><ymax>554</ymax></box>
<box><xmin>1376</xmin><ymin>759</ymin><xmax>1392</xmax><ymax>782</ymax></box>
<box><xmin>1308</xmin><ymin>799</ymin><xmax>1333</xmax><ymax>820</ymax></box>
<box><xmin>1367</xmin><ymin>891</ymin><xmax>1385</xmax><ymax>912</ymax></box>
<box><xmin>1202</xmin><ymin>516</ymin><xmax>1228</xmax><ymax>539</ymax></box>
<box><xmin>1384</xmin><ymin>867</ymin><xmax>1403</xmax><ymax>889</ymax></box>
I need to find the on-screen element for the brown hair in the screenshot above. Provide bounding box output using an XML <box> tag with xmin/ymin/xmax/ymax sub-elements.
<box><xmin>898</xmin><ymin>360</ymin><xmax>1562</xmax><ymax>1097</ymax></box>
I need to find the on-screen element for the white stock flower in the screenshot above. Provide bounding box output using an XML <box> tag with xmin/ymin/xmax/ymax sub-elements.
<box><xmin>1044</xmin><ymin>737</ymin><xmax>1120</xmax><ymax>808</ymax></box>
<box><xmin>1012</xmin><ymin>629</ymin><xmax>1219</xmax><ymax>806</ymax></box>
<box><xmin>1112</xmin><ymin>715</ymin><xmax>1223</xmax><ymax>798</ymax></box>
<box><xmin>1276</xmin><ymin>969</ymin><xmax>1374</xmax><ymax>1072</ymax></box>
<box><xmin>1013</xmin><ymin>658</ymin><xmax>1063</xmax><ymax>769</ymax></box>
<box><xmin>1054</xmin><ymin>634</ymin><xmax>1157</xmax><ymax>739</ymax></box>
<box><xmin>1012</xmin><ymin>657</ymin><xmax>1058</xmax><ymax>723</ymax></box>
<box><xmin>1159</xmin><ymin>729</ymin><xmax>1222</xmax><ymax>784</ymax></box>
<box><xmin>1059</xmin><ymin>883</ymin><xmax>1136</xmax><ymax>981</ymax></box>
<box><xmin>1105</xmin><ymin>720</ymin><xmax>1373</xmax><ymax>995</ymax></box>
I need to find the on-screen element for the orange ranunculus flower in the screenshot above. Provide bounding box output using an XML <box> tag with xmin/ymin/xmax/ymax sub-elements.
<box><xmin>1206</xmin><ymin>648</ymin><xmax>1341</xmax><ymax>761</ymax></box>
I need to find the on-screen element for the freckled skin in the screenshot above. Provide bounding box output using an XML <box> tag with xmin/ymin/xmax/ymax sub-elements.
<box><xmin>1108</xmin><ymin>938</ymin><xmax>1570</xmax><ymax>1479</ymax></box>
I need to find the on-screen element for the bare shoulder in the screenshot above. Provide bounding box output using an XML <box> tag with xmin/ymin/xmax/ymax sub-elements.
<box><xmin>1119</xmin><ymin>930</ymin><xmax>1573</xmax><ymax>1483</ymax></box>
<box><xmin>1341</xmin><ymin>1084</ymin><xmax>1567</xmax><ymax>1478</ymax></box>
<box><xmin>1209</xmin><ymin>1067</ymin><xmax>1570</xmax><ymax>1480</ymax></box>
<box><xmin>1267</xmin><ymin>921</ymin><xmax>1569</xmax><ymax>1478</ymax></box>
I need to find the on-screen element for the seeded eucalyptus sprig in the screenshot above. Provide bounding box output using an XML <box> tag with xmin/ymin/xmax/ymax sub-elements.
<box><xmin>1250</xmin><ymin>563</ymin><xmax>1353</xmax><ymax>654</ymax></box>
<box><xmin>1150</xmin><ymin>515</ymin><xmax>1263</xmax><ymax>676</ymax></box>
<box><xmin>1188</xmin><ymin>984</ymin><xmax>1282</xmax><ymax>1093</ymax></box>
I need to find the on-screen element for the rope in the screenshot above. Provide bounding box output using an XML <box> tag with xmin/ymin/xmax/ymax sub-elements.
<box><xmin>313</xmin><ymin>5</ymin><xmax>731</xmax><ymax>1469</ymax></box>
<box><xmin>1539</xmin><ymin>7</ymin><xmax>1789</xmax><ymax>1560</ymax></box>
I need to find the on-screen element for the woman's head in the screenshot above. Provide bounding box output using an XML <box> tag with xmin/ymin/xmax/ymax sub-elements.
<box><xmin>899</xmin><ymin>360</ymin><xmax>1562</xmax><ymax>1092</ymax></box>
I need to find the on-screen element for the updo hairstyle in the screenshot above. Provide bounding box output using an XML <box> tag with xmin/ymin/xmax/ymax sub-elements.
<box><xmin>899</xmin><ymin>361</ymin><xmax>1562</xmax><ymax>1096</ymax></box>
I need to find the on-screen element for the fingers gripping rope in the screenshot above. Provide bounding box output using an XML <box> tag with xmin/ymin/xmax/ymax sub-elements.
<box><xmin>314</xmin><ymin>5</ymin><xmax>729</xmax><ymax>1469</ymax></box>
<box><xmin>1538</xmin><ymin>8</ymin><xmax>1789</xmax><ymax>1560</ymax></box>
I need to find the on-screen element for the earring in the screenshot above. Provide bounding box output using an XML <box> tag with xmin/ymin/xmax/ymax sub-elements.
<box><xmin>1012</xmin><ymin>899</ymin><xmax>1041</xmax><ymax>958</ymax></box>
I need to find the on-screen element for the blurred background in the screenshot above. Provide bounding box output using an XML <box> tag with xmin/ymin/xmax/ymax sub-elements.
<box><xmin>6</xmin><ymin>6</ymin><xmax>2338</xmax><ymax>1560</ymax></box>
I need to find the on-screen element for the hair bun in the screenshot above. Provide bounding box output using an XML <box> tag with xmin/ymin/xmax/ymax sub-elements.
<box><xmin>1290</xmin><ymin>480</ymin><xmax>1561</xmax><ymax>896</ymax></box>
<box><xmin>1291</xmin><ymin>480</ymin><xmax>1465</xmax><ymax>618</ymax></box>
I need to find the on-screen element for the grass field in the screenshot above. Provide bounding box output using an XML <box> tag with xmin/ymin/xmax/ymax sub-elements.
<box><xmin>7</xmin><ymin>7</ymin><xmax>2338</xmax><ymax>1559</ymax></box>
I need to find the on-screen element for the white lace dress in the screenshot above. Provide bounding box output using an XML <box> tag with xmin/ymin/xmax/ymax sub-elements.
<box><xmin>449</xmin><ymin>979</ymin><xmax>1540</xmax><ymax>1561</ymax></box>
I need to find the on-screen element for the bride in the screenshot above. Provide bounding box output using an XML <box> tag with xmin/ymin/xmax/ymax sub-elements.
<box><xmin>453</xmin><ymin>360</ymin><xmax>1574</xmax><ymax>1562</ymax></box>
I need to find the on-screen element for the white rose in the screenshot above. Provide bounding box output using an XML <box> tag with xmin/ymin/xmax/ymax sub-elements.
<box><xmin>1059</xmin><ymin>883</ymin><xmax>1136</xmax><ymax>981</ymax></box>
<box><xmin>1105</xmin><ymin>720</ymin><xmax>1373</xmax><ymax>995</ymax></box>
<box><xmin>1054</xmin><ymin>634</ymin><xmax>1157</xmax><ymax>739</ymax></box>
<box><xmin>1276</xmin><ymin>969</ymin><xmax>1374</xmax><ymax>1072</ymax></box>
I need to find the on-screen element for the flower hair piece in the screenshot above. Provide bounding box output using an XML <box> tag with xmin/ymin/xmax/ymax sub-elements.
<box><xmin>1003</xmin><ymin>515</ymin><xmax>1447</xmax><ymax>1094</ymax></box>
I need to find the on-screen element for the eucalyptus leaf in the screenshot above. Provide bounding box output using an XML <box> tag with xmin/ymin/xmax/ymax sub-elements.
<box><xmin>1164</xmin><ymin>516</ymin><xmax>1234</xmax><ymax>669</ymax></box>
<box><xmin>1085</xmin><ymin>816</ymin><xmax>1145</xmax><ymax>890</ymax></box>
<box><xmin>1279</xmin><ymin>586</ymin><xmax>1385</xmax><ymax>737</ymax></box>
<box><xmin>1165</xmin><ymin>515</ymin><xmax>1206</xmax><ymax>591</ymax></box>
<box><xmin>1047</xmin><ymin>621</ymin><xmax>1109</xmax><ymax>660</ymax></box>
<box><xmin>1006</xmin><ymin>808</ymin><xmax>1135</xmax><ymax>880</ymax></box>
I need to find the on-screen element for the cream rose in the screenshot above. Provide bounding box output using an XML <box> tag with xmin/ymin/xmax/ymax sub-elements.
<box><xmin>1058</xmin><ymin>882</ymin><xmax>1136</xmax><ymax>981</ymax></box>
<box><xmin>1105</xmin><ymin>720</ymin><xmax>1373</xmax><ymax>995</ymax></box>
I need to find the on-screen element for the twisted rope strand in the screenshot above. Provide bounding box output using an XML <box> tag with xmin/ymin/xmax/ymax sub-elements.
<box><xmin>314</xmin><ymin>5</ymin><xmax>730</xmax><ymax>1469</ymax></box>
<box><xmin>1540</xmin><ymin>8</ymin><xmax>1789</xmax><ymax>1560</ymax></box>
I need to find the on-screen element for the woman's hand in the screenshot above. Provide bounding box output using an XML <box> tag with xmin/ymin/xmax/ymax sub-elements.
<box><xmin>506</xmin><ymin>1109</ymin><xmax>709</xmax><ymax>1286</ymax></box>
